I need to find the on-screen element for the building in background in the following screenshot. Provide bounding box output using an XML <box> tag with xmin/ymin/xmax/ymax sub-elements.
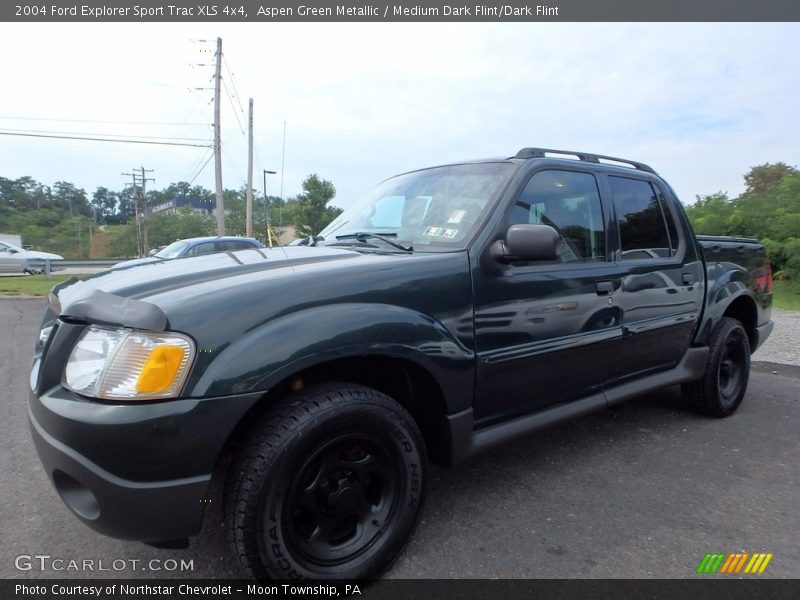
<box><xmin>151</xmin><ymin>198</ymin><xmax>215</xmax><ymax>216</ymax></box>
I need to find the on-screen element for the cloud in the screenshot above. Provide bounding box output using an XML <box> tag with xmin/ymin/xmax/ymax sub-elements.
<box><xmin>1</xmin><ymin>22</ymin><xmax>797</xmax><ymax>208</ymax></box>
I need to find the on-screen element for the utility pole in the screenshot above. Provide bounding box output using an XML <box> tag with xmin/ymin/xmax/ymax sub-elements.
<box><xmin>213</xmin><ymin>36</ymin><xmax>225</xmax><ymax>235</ymax></box>
<box><xmin>139</xmin><ymin>167</ymin><xmax>155</xmax><ymax>255</ymax></box>
<box><xmin>88</xmin><ymin>207</ymin><xmax>94</xmax><ymax>258</ymax></box>
<box><xmin>263</xmin><ymin>169</ymin><xmax>277</xmax><ymax>247</ymax></box>
<box><xmin>246</xmin><ymin>98</ymin><xmax>254</xmax><ymax>237</ymax></box>
<box><xmin>122</xmin><ymin>168</ymin><xmax>154</xmax><ymax>256</ymax></box>
<box><xmin>279</xmin><ymin>120</ymin><xmax>286</xmax><ymax>227</ymax></box>
<box><xmin>122</xmin><ymin>172</ymin><xmax>141</xmax><ymax>256</ymax></box>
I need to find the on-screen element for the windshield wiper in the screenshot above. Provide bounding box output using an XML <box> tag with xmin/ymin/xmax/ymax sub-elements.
<box><xmin>334</xmin><ymin>232</ymin><xmax>413</xmax><ymax>253</ymax></box>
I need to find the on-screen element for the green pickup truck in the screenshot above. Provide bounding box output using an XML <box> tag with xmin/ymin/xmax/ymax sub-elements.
<box><xmin>29</xmin><ymin>148</ymin><xmax>773</xmax><ymax>580</ymax></box>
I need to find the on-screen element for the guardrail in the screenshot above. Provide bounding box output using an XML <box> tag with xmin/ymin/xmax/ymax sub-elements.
<box><xmin>34</xmin><ymin>258</ymin><xmax>120</xmax><ymax>278</ymax></box>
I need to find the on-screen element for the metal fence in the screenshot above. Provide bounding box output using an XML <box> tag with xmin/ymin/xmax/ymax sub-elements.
<box><xmin>36</xmin><ymin>259</ymin><xmax>119</xmax><ymax>278</ymax></box>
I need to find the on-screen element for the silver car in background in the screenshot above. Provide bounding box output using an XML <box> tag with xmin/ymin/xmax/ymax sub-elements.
<box><xmin>0</xmin><ymin>241</ymin><xmax>63</xmax><ymax>274</ymax></box>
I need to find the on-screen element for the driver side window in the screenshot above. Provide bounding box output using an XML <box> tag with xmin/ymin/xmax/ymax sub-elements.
<box><xmin>508</xmin><ymin>170</ymin><xmax>606</xmax><ymax>263</ymax></box>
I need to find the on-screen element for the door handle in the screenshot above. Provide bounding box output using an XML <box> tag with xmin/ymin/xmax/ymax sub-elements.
<box><xmin>682</xmin><ymin>272</ymin><xmax>694</xmax><ymax>285</ymax></box>
<box><xmin>595</xmin><ymin>280</ymin><xmax>614</xmax><ymax>295</ymax></box>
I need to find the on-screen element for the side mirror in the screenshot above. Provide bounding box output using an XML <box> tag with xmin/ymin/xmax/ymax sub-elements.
<box><xmin>9</xmin><ymin>248</ymin><xmax>19</xmax><ymax>254</ymax></box>
<box><xmin>491</xmin><ymin>224</ymin><xmax>560</xmax><ymax>262</ymax></box>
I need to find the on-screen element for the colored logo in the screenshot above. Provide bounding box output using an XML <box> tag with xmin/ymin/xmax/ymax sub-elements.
<box><xmin>696</xmin><ymin>552</ymin><xmax>773</xmax><ymax>574</ymax></box>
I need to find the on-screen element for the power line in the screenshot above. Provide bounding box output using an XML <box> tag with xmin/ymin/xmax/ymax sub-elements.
<box><xmin>222</xmin><ymin>55</ymin><xmax>246</xmax><ymax>115</ymax></box>
<box><xmin>183</xmin><ymin>148</ymin><xmax>212</xmax><ymax>182</ymax></box>
<box><xmin>179</xmin><ymin>39</ymin><xmax>218</xmax><ymax>188</ymax></box>
<box><xmin>0</xmin><ymin>127</ymin><xmax>210</xmax><ymax>142</ymax></box>
<box><xmin>0</xmin><ymin>131</ymin><xmax>211</xmax><ymax>148</ymax></box>
<box><xmin>221</xmin><ymin>78</ymin><xmax>245</xmax><ymax>136</ymax></box>
<box><xmin>221</xmin><ymin>147</ymin><xmax>245</xmax><ymax>184</ymax></box>
<box><xmin>173</xmin><ymin>92</ymin><xmax>213</xmax><ymax>140</ymax></box>
<box><xmin>0</xmin><ymin>115</ymin><xmax>208</xmax><ymax>126</ymax></box>
<box><xmin>188</xmin><ymin>151</ymin><xmax>214</xmax><ymax>185</ymax></box>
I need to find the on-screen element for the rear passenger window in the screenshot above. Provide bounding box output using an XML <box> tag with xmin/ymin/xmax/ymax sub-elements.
<box><xmin>610</xmin><ymin>177</ymin><xmax>676</xmax><ymax>259</ymax></box>
<box><xmin>188</xmin><ymin>242</ymin><xmax>215</xmax><ymax>256</ymax></box>
<box><xmin>217</xmin><ymin>240</ymin><xmax>250</xmax><ymax>251</ymax></box>
<box><xmin>508</xmin><ymin>170</ymin><xmax>605</xmax><ymax>263</ymax></box>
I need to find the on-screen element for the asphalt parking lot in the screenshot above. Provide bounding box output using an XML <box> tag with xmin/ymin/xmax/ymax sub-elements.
<box><xmin>1</xmin><ymin>298</ymin><xmax>798</xmax><ymax>579</ymax></box>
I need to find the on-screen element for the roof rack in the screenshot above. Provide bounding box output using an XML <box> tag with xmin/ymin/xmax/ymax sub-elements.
<box><xmin>513</xmin><ymin>147</ymin><xmax>656</xmax><ymax>174</ymax></box>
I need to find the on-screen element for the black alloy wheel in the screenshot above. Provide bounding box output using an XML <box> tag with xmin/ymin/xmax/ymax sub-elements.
<box><xmin>717</xmin><ymin>330</ymin><xmax>747</xmax><ymax>407</ymax></box>
<box><xmin>682</xmin><ymin>317</ymin><xmax>751</xmax><ymax>417</ymax></box>
<box><xmin>226</xmin><ymin>382</ymin><xmax>426</xmax><ymax>580</ymax></box>
<box><xmin>286</xmin><ymin>434</ymin><xmax>399</xmax><ymax>566</ymax></box>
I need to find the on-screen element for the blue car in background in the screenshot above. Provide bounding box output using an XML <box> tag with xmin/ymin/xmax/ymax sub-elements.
<box><xmin>112</xmin><ymin>236</ymin><xmax>265</xmax><ymax>270</ymax></box>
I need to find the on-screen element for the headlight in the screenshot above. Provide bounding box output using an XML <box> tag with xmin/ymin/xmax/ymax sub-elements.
<box><xmin>63</xmin><ymin>326</ymin><xmax>195</xmax><ymax>400</ymax></box>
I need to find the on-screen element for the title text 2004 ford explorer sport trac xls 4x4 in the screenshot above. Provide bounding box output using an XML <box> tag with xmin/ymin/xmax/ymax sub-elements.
<box><xmin>29</xmin><ymin>148</ymin><xmax>773</xmax><ymax>580</ymax></box>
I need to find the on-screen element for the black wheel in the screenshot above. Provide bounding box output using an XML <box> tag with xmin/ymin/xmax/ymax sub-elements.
<box><xmin>682</xmin><ymin>317</ymin><xmax>751</xmax><ymax>417</ymax></box>
<box><xmin>225</xmin><ymin>382</ymin><xmax>426</xmax><ymax>580</ymax></box>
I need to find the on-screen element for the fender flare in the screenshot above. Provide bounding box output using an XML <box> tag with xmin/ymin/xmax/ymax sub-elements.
<box><xmin>189</xmin><ymin>302</ymin><xmax>475</xmax><ymax>413</ymax></box>
<box><xmin>694</xmin><ymin>276</ymin><xmax>759</xmax><ymax>347</ymax></box>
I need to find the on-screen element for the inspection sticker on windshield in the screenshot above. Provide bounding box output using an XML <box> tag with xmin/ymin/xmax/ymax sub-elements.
<box><xmin>423</xmin><ymin>227</ymin><xmax>443</xmax><ymax>237</ymax></box>
<box><xmin>443</xmin><ymin>228</ymin><xmax>458</xmax><ymax>239</ymax></box>
<box><xmin>447</xmin><ymin>210</ymin><xmax>466</xmax><ymax>224</ymax></box>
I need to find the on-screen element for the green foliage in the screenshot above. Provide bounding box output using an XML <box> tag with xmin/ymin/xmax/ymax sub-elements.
<box><xmin>744</xmin><ymin>162</ymin><xmax>799</xmax><ymax>195</ymax></box>
<box><xmin>148</xmin><ymin>207</ymin><xmax>216</xmax><ymax>246</ymax></box>
<box><xmin>291</xmin><ymin>174</ymin><xmax>343</xmax><ymax>238</ymax></box>
<box><xmin>107</xmin><ymin>224</ymin><xmax>138</xmax><ymax>257</ymax></box>
<box><xmin>686</xmin><ymin>166</ymin><xmax>800</xmax><ymax>280</ymax></box>
<box><xmin>772</xmin><ymin>280</ymin><xmax>800</xmax><ymax>311</ymax></box>
<box><xmin>0</xmin><ymin>173</ymin><xmax>321</xmax><ymax>255</ymax></box>
<box><xmin>108</xmin><ymin>208</ymin><xmax>216</xmax><ymax>257</ymax></box>
<box><xmin>685</xmin><ymin>192</ymin><xmax>733</xmax><ymax>235</ymax></box>
<box><xmin>1</xmin><ymin>175</ymin><xmax>233</xmax><ymax>258</ymax></box>
<box><xmin>91</xmin><ymin>186</ymin><xmax>118</xmax><ymax>223</ymax></box>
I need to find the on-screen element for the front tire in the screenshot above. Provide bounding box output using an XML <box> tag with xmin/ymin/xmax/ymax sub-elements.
<box><xmin>225</xmin><ymin>383</ymin><xmax>426</xmax><ymax>580</ymax></box>
<box><xmin>682</xmin><ymin>317</ymin><xmax>751</xmax><ymax>417</ymax></box>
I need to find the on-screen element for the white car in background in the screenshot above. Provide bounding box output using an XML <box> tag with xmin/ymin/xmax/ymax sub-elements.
<box><xmin>0</xmin><ymin>241</ymin><xmax>64</xmax><ymax>274</ymax></box>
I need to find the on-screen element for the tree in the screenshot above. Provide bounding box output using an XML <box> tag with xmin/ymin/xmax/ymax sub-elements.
<box><xmin>221</xmin><ymin>187</ymin><xmax>246</xmax><ymax>236</ymax></box>
<box><xmin>146</xmin><ymin>206</ymin><xmax>216</xmax><ymax>247</ymax></box>
<box><xmin>743</xmin><ymin>162</ymin><xmax>799</xmax><ymax>195</ymax></box>
<box><xmin>53</xmin><ymin>181</ymin><xmax>90</xmax><ymax>218</ymax></box>
<box><xmin>91</xmin><ymin>187</ymin><xmax>118</xmax><ymax>223</ymax></box>
<box><xmin>686</xmin><ymin>170</ymin><xmax>800</xmax><ymax>279</ymax></box>
<box><xmin>291</xmin><ymin>174</ymin><xmax>342</xmax><ymax>237</ymax></box>
<box><xmin>114</xmin><ymin>187</ymin><xmax>137</xmax><ymax>224</ymax></box>
<box><xmin>684</xmin><ymin>192</ymin><xmax>734</xmax><ymax>235</ymax></box>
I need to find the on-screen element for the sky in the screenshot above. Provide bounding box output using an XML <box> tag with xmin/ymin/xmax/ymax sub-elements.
<box><xmin>1</xmin><ymin>22</ymin><xmax>799</xmax><ymax>210</ymax></box>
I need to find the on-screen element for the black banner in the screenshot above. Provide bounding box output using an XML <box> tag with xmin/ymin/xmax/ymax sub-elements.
<box><xmin>4</xmin><ymin>579</ymin><xmax>800</xmax><ymax>600</ymax></box>
<box><xmin>4</xmin><ymin>0</ymin><xmax>800</xmax><ymax>22</ymax></box>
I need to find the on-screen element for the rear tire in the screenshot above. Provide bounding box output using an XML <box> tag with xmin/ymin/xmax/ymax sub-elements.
<box><xmin>225</xmin><ymin>382</ymin><xmax>426</xmax><ymax>580</ymax></box>
<box><xmin>682</xmin><ymin>317</ymin><xmax>751</xmax><ymax>417</ymax></box>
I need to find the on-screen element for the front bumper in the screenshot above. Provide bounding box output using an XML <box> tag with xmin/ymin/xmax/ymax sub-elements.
<box><xmin>28</xmin><ymin>382</ymin><xmax>262</xmax><ymax>542</ymax></box>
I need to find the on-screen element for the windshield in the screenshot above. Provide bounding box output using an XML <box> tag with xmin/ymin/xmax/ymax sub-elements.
<box><xmin>318</xmin><ymin>162</ymin><xmax>516</xmax><ymax>251</ymax></box>
<box><xmin>155</xmin><ymin>240</ymin><xmax>190</xmax><ymax>259</ymax></box>
<box><xmin>0</xmin><ymin>242</ymin><xmax>21</xmax><ymax>253</ymax></box>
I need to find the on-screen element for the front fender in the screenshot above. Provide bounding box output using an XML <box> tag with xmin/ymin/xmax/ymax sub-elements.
<box><xmin>189</xmin><ymin>303</ymin><xmax>475</xmax><ymax>414</ymax></box>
